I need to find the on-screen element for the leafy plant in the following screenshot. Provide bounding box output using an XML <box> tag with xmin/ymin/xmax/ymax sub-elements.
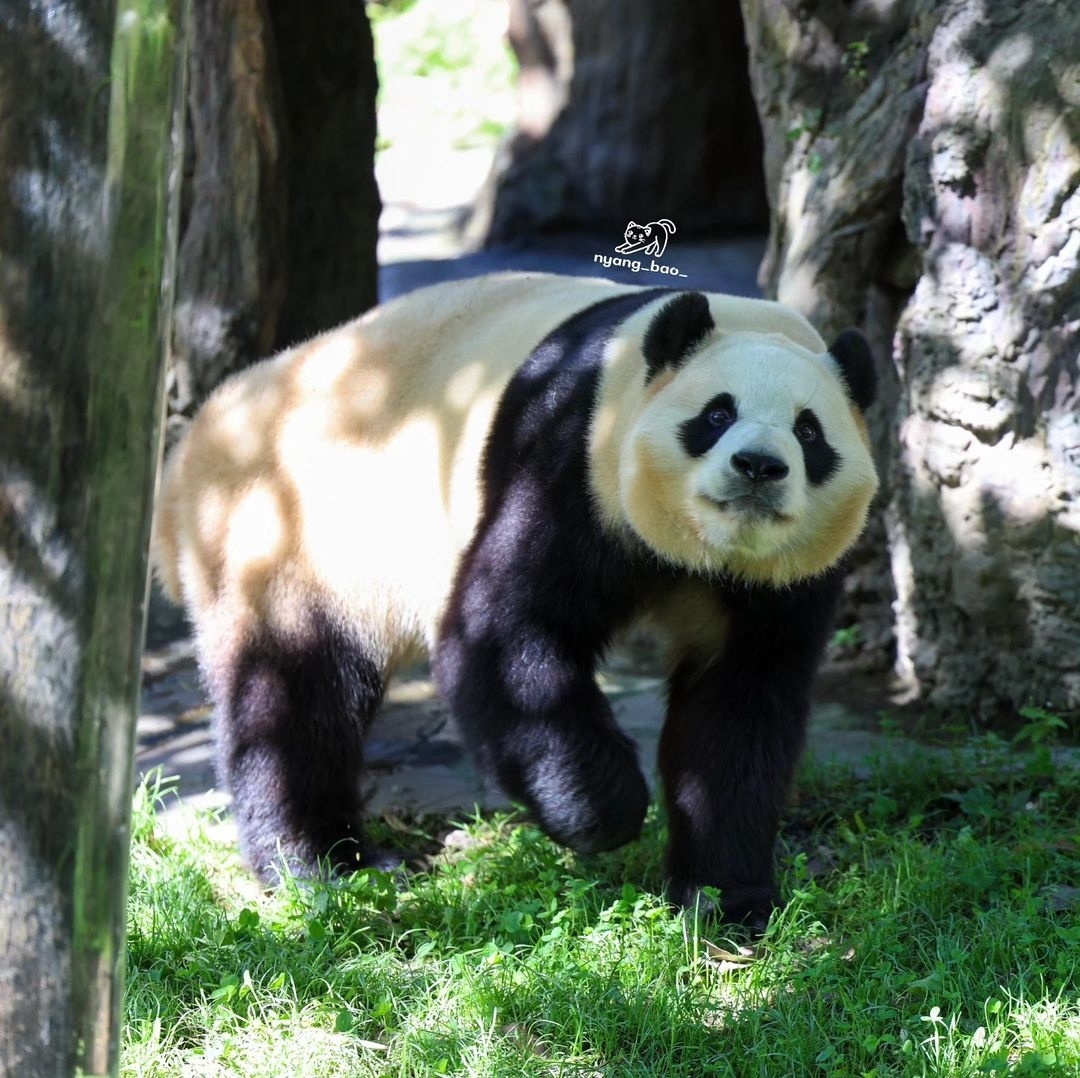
<box><xmin>843</xmin><ymin>40</ymin><xmax>871</xmax><ymax>82</ymax></box>
<box><xmin>1015</xmin><ymin>705</ymin><xmax>1069</xmax><ymax>780</ymax></box>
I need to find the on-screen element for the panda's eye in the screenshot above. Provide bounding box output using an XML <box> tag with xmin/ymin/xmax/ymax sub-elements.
<box><xmin>795</xmin><ymin>414</ymin><xmax>820</xmax><ymax>443</ymax></box>
<box><xmin>681</xmin><ymin>394</ymin><xmax>737</xmax><ymax>457</ymax></box>
<box><xmin>704</xmin><ymin>394</ymin><xmax>736</xmax><ymax>428</ymax></box>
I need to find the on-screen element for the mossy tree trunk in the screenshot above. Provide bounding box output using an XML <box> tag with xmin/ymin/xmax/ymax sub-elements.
<box><xmin>168</xmin><ymin>0</ymin><xmax>380</xmax><ymax>431</ymax></box>
<box><xmin>472</xmin><ymin>0</ymin><xmax>767</xmax><ymax>243</ymax></box>
<box><xmin>0</xmin><ymin>1</ymin><xmax>186</xmax><ymax>1074</ymax></box>
<box><xmin>741</xmin><ymin>0</ymin><xmax>1080</xmax><ymax>719</ymax></box>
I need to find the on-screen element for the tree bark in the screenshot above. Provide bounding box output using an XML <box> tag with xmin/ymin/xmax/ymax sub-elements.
<box><xmin>168</xmin><ymin>0</ymin><xmax>286</xmax><ymax>424</ymax></box>
<box><xmin>0</xmin><ymin>1</ymin><xmax>186</xmax><ymax>1074</ymax></box>
<box><xmin>739</xmin><ymin>0</ymin><xmax>931</xmax><ymax>669</ymax></box>
<box><xmin>265</xmin><ymin>0</ymin><xmax>381</xmax><ymax>349</ymax></box>
<box><xmin>472</xmin><ymin>0</ymin><xmax>767</xmax><ymax>244</ymax></box>
<box><xmin>741</xmin><ymin>0</ymin><xmax>1080</xmax><ymax>718</ymax></box>
<box><xmin>168</xmin><ymin>0</ymin><xmax>379</xmax><ymax>428</ymax></box>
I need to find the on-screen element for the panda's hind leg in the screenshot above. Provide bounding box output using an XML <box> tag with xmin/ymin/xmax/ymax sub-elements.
<box><xmin>207</xmin><ymin>607</ymin><xmax>394</xmax><ymax>884</ymax></box>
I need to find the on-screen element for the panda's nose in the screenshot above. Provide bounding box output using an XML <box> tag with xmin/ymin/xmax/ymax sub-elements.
<box><xmin>731</xmin><ymin>451</ymin><xmax>789</xmax><ymax>483</ymax></box>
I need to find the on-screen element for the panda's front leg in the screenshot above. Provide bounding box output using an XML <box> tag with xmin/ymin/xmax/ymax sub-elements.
<box><xmin>658</xmin><ymin>578</ymin><xmax>840</xmax><ymax>929</ymax></box>
<box><xmin>434</xmin><ymin>613</ymin><xmax>649</xmax><ymax>856</ymax></box>
<box><xmin>658</xmin><ymin>657</ymin><xmax>808</xmax><ymax>929</ymax></box>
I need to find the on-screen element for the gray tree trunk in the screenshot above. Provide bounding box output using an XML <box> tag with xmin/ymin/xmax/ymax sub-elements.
<box><xmin>168</xmin><ymin>0</ymin><xmax>380</xmax><ymax>431</ymax></box>
<box><xmin>168</xmin><ymin>0</ymin><xmax>287</xmax><ymax>425</ymax></box>
<box><xmin>472</xmin><ymin>0</ymin><xmax>767</xmax><ymax>243</ymax></box>
<box><xmin>741</xmin><ymin>0</ymin><xmax>1080</xmax><ymax>719</ymax></box>
<box><xmin>0</xmin><ymin>1</ymin><xmax>186</xmax><ymax>1074</ymax></box>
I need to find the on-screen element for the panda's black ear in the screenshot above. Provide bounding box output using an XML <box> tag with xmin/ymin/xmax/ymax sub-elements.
<box><xmin>643</xmin><ymin>292</ymin><xmax>715</xmax><ymax>383</ymax></box>
<box><xmin>829</xmin><ymin>328</ymin><xmax>877</xmax><ymax>411</ymax></box>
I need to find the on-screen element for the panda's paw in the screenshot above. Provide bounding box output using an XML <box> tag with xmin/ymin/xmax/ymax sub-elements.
<box><xmin>322</xmin><ymin>839</ymin><xmax>430</xmax><ymax>886</ymax></box>
<box><xmin>526</xmin><ymin>744</ymin><xmax>650</xmax><ymax>856</ymax></box>
<box><xmin>668</xmin><ymin>879</ymin><xmax>778</xmax><ymax>935</ymax></box>
<box><xmin>250</xmin><ymin>839</ymin><xmax>424</xmax><ymax>890</ymax></box>
<box><xmin>358</xmin><ymin>844</ymin><xmax>426</xmax><ymax>876</ymax></box>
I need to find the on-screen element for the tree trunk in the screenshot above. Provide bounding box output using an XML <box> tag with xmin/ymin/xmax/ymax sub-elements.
<box><xmin>0</xmin><ymin>1</ymin><xmax>186</xmax><ymax>1074</ymax></box>
<box><xmin>741</xmin><ymin>0</ymin><xmax>1080</xmax><ymax>719</ymax></box>
<box><xmin>472</xmin><ymin>0</ymin><xmax>767</xmax><ymax>244</ymax></box>
<box><xmin>738</xmin><ymin>0</ymin><xmax>931</xmax><ymax>669</ymax></box>
<box><xmin>168</xmin><ymin>0</ymin><xmax>379</xmax><ymax>429</ymax></box>
<box><xmin>265</xmin><ymin>0</ymin><xmax>381</xmax><ymax>349</ymax></box>
<box><xmin>168</xmin><ymin>0</ymin><xmax>287</xmax><ymax>425</ymax></box>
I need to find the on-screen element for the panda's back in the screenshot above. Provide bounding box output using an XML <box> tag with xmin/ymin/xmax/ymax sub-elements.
<box><xmin>154</xmin><ymin>273</ymin><xmax>634</xmax><ymax>662</ymax></box>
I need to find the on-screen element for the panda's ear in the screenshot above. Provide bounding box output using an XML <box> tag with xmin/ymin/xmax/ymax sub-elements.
<box><xmin>829</xmin><ymin>328</ymin><xmax>877</xmax><ymax>411</ymax></box>
<box><xmin>642</xmin><ymin>292</ymin><xmax>715</xmax><ymax>383</ymax></box>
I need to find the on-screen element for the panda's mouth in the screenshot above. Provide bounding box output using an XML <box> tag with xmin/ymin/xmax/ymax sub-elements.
<box><xmin>701</xmin><ymin>493</ymin><xmax>793</xmax><ymax>524</ymax></box>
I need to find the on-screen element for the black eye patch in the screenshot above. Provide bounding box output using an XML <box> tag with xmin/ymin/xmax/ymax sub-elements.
<box><xmin>796</xmin><ymin>408</ymin><xmax>839</xmax><ymax>485</ymax></box>
<box><xmin>679</xmin><ymin>393</ymin><xmax>737</xmax><ymax>458</ymax></box>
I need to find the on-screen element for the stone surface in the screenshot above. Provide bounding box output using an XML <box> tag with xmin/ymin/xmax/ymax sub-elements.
<box><xmin>891</xmin><ymin>1</ymin><xmax>1080</xmax><ymax>717</ymax></box>
<box><xmin>740</xmin><ymin>0</ymin><xmax>1080</xmax><ymax>717</ymax></box>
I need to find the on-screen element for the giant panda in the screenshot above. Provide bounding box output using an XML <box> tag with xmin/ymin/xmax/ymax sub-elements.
<box><xmin>152</xmin><ymin>271</ymin><xmax>878</xmax><ymax>926</ymax></box>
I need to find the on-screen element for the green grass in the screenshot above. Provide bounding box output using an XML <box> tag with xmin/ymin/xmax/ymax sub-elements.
<box><xmin>123</xmin><ymin>731</ymin><xmax>1080</xmax><ymax>1077</ymax></box>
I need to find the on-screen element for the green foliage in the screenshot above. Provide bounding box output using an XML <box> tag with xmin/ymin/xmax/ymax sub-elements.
<box><xmin>371</xmin><ymin>0</ymin><xmax>516</xmax><ymax>154</ymax></box>
<box><xmin>785</xmin><ymin>108</ymin><xmax>823</xmax><ymax>143</ymax></box>
<box><xmin>124</xmin><ymin>737</ymin><xmax>1080</xmax><ymax>1076</ymax></box>
<box><xmin>843</xmin><ymin>40</ymin><xmax>871</xmax><ymax>82</ymax></box>
<box><xmin>785</xmin><ymin>108</ymin><xmax>825</xmax><ymax>176</ymax></box>
<box><xmin>830</xmin><ymin>623</ymin><xmax>862</xmax><ymax>651</ymax></box>
<box><xmin>367</xmin><ymin>0</ymin><xmax>419</xmax><ymax>19</ymax></box>
<box><xmin>1015</xmin><ymin>706</ymin><xmax>1070</xmax><ymax>781</ymax></box>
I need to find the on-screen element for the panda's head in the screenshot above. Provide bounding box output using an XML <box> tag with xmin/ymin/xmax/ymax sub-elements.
<box><xmin>611</xmin><ymin>292</ymin><xmax>879</xmax><ymax>586</ymax></box>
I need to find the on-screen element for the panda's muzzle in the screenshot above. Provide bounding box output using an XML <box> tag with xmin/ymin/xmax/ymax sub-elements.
<box><xmin>703</xmin><ymin>450</ymin><xmax>794</xmax><ymax>521</ymax></box>
<box><xmin>730</xmin><ymin>450</ymin><xmax>789</xmax><ymax>484</ymax></box>
<box><xmin>701</xmin><ymin>490</ymin><xmax>792</xmax><ymax>523</ymax></box>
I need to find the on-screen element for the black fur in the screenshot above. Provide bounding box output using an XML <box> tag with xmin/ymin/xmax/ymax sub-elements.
<box><xmin>829</xmin><ymin>329</ymin><xmax>877</xmax><ymax>411</ymax></box>
<box><xmin>659</xmin><ymin>568</ymin><xmax>844</xmax><ymax>929</ymax></box>
<box><xmin>434</xmin><ymin>290</ymin><xmax>668</xmax><ymax>855</ymax></box>
<box><xmin>678</xmin><ymin>392</ymin><xmax>737</xmax><ymax>458</ymax></box>
<box><xmin>796</xmin><ymin>408</ymin><xmax>839</xmax><ymax>486</ymax></box>
<box><xmin>434</xmin><ymin>290</ymin><xmax>846</xmax><ymax>927</ymax></box>
<box><xmin>218</xmin><ymin>609</ymin><xmax>398</xmax><ymax>884</ymax></box>
<box><xmin>643</xmin><ymin>292</ymin><xmax>715</xmax><ymax>383</ymax></box>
